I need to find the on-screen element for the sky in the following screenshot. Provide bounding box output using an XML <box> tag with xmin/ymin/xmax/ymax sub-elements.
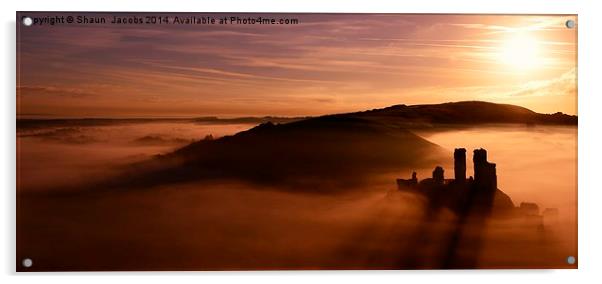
<box><xmin>17</xmin><ymin>13</ymin><xmax>577</xmax><ymax>118</ymax></box>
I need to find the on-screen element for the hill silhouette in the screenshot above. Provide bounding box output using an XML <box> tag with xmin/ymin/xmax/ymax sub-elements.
<box><xmin>113</xmin><ymin>115</ymin><xmax>442</xmax><ymax>190</ymax></box>
<box><xmin>350</xmin><ymin>101</ymin><xmax>577</xmax><ymax>127</ymax></box>
<box><xmin>103</xmin><ymin>101</ymin><xmax>576</xmax><ymax>191</ymax></box>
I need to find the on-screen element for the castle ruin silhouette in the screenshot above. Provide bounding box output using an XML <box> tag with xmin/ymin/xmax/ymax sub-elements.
<box><xmin>396</xmin><ymin>148</ymin><xmax>561</xmax><ymax>224</ymax></box>
<box><xmin>396</xmin><ymin>148</ymin><xmax>522</xmax><ymax>217</ymax></box>
<box><xmin>393</xmin><ymin>148</ymin><xmax>560</xmax><ymax>268</ymax></box>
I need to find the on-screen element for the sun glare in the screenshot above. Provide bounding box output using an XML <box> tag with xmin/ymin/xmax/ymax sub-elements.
<box><xmin>499</xmin><ymin>33</ymin><xmax>542</xmax><ymax>71</ymax></box>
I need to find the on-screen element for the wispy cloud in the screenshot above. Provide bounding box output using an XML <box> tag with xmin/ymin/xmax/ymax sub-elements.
<box><xmin>506</xmin><ymin>68</ymin><xmax>576</xmax><ymax>98</ymax></box>
<box><xmin>17</xmin><ymin>13</ymin><xmax>577</xmax><ymax>117</ymax></box>
<box><xmin>18</xmin><ymin>86</ymin><xmax>97</xmax><ymax>98</ymax></box>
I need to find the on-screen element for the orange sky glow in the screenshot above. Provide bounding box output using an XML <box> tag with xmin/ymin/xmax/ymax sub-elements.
<box><xmin>17</xmin><ymin>13</ymin><xmax>577</xmax><ymax>118</ymax></box>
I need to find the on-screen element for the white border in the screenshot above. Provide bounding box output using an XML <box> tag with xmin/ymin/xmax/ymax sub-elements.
<box><xmin>2</xmin><ymin>0</ymin><xmax>602</xmax><ymax>283</ymax></box>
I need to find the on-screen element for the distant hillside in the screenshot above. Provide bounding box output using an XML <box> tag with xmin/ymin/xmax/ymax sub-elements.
<box><xmin>350</xmin><ymin>101</ymin><xmax>577</xmax><ymax>127</ymax></box>
<box><xmin>17</xmin><ymin>101</ymin><xmax>575</xmax><ymax>132</ymax></box>
<box><xmin>16</xmin><ymin>116</ymin><xmax>305</xmax><ymax>131</ymax></box>
<box><xmin>192</xmin><ymin>116</ymin><xmax>308</xmax><ymax>124</ymax></box>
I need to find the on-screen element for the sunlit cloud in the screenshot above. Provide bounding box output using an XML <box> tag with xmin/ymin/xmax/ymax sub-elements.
<box><xmin>505</xmin><ymin>68</ymin><xmax>576</xmax><ymax>98</ymax></box>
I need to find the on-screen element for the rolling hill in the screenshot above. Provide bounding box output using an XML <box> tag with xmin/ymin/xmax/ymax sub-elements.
<box><xmin>106</xmin><ymin>101</ymin><xmax>576</xmax><ymax>190</ymax></box>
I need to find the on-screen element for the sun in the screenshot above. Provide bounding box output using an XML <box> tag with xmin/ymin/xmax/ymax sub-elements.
<box><xmin>498</xmin><ymin>33</ymin><xmax>542</xmax><ymax>71</ymax></box>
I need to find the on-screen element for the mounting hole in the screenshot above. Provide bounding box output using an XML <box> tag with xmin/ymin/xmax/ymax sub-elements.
<box><xmin>22</xmin><ymin>258</ymin><xmax>33</xmax><ymax>268</ymax></box>
<box><xmin>565</xmin><ymin>20</ymin><xmax>575</xmax><ymax>29</ymax></box>
<box><xmin>567</xmin><ymin>256</ymin><xmax>576</xmax><ymax>264</ymax></box>
<box><xmin>22</xmin><ymin>16</ymin><xmax>33</xmax><ymax>27</ymax></box>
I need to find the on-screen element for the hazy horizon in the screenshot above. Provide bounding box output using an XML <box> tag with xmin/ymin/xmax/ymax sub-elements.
<box><xmin>16</xmin><ymin>100</ymin><xmax>578</xmax><ymax>120</ymax></box>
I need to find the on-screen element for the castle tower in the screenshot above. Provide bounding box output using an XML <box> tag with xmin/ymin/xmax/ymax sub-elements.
<box><xmin>472</xmin><ymin>148</ymin><xmax>497</xmax><ymax>190</ymax></box>
<box><xmin>472</xmin><ymin>148</ymin><xmax>498</xmax><ymax>215</ymax></box>
<box><xmin>432</xmin><ymin>166</ymin><xmax>444</xmax><ymax>185</ymax></box>
<box><xmin>454</xmin><ymin>148</ymin><xmax>466</xmax><ymax>182</ymax></box>
<box><xmin>473</xmin><ymin>148</ymin><xmax>490</xmax><ymax>183</ymax></box>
